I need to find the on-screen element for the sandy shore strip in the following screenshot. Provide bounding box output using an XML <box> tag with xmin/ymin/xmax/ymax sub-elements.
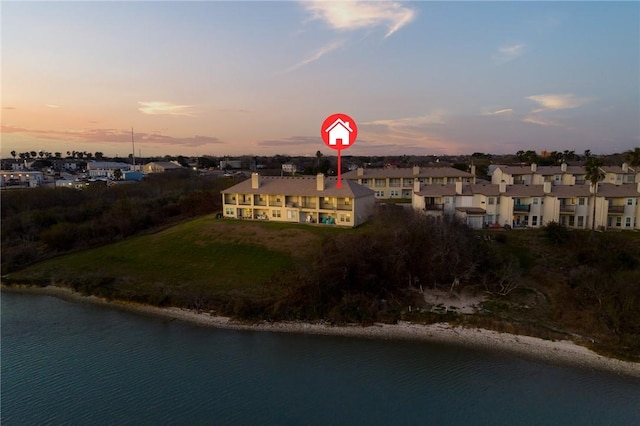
<box><xmin>4</xmin><ymin>284</ymin><xmax>639</xmax><ymax>379</ymax></box>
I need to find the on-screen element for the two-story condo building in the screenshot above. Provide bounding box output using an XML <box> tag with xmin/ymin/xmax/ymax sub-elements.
<box><xmin>412</xmin><ymin>181</ymin><xmax>640</xmax><ymax>230</ymax></box>
<box><xmin>221</xmin><ymin>173</ymin><xmax>375</xmax><ymax>228</ymax></box>
<box><xmin>343</xmin><ymin>166</ymin><xmax>476</xmax><ymax>199</ymax></box>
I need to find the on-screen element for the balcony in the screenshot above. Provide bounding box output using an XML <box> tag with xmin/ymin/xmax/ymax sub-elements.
<box><xmin>559</xmin><ymin>204</ymin><xmax>576</xmax><ymax>213</ymax></box>
<box><xmin>514</xmin><ymin>204</ymin><xmax>531</xmax><ymax>212</ymax></box>
<box><xmin>336</xmin><ymin>203</ymin><xmax>353</xmax><ymax>211</ymax></box>
<box><xmin>608</xmin><ymin>205</ymin><xmax>625</xmax><ymax>214</ymax></box>
<box><xmin>300</xmin><ymin>202</ymin><xmax>317</xmax><ymax>209</ymax></box>
<box><xmin>424</xmin><ymin>203</ymin><xmax>444</xmax><ymax>211</ymax></box>
<box><xmin>319</xmin><ymin>202</ymin><xmax>335</xmax><ymax>210</ymax></box>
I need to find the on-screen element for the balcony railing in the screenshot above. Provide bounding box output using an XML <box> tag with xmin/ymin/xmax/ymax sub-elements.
<box><xmin>300</xmin><ymin>203</ymin><xmax>317</xmax><ymax>209</ymax></box>
<box><xmin>424</xmin><ymin>203</ymin><xmax>444</xmax><ymax>211</ymax></box>
<box><xmin>514</xmin><ymin>204</ymin><xmax>530</xmax><ymax>212</ymax></box>
<box><xmin>608</xmin><ymin>205</ymin><xmax>625</xmax><ymax>214</ymax></box>
<box><xmin>559</xmin><ymin>204</ymin><xmax>576</xmax><ymax>213</ymax></box>
<box><xmin>336</xmin><ymin>203</ymin><xmax>352</xmax><ymax>211</ymax></box>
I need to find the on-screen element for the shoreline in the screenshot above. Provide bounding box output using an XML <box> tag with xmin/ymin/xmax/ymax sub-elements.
<box><xmin>3</xmin><ymin>284</ymin><xmax>639</xmax><ymax>379</ymax></box>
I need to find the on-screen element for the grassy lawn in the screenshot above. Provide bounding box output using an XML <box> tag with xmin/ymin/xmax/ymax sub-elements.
<box><xmin>7</xmin><ymin>215</ymin><xmax>354</xmax><ymax>299</ymax></box>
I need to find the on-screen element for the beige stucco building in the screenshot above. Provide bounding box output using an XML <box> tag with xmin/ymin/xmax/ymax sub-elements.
<box><xmin>221</xmin><ymin>173</ymin><xmax>376</xmax><ymax>227</ymax></box>
<box><xmin>343</xmin><ymin>166</ymin><xmax>476</xmax><ymax>199</ymax></box>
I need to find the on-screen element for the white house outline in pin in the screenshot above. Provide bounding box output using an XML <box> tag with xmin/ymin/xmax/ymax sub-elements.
<box><xmin>324</xmin><ymin>118</ymin><xmax>353</xmax><ymax>146</ymax></box>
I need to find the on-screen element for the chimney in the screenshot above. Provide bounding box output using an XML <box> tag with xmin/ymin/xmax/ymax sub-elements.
<box><xmin>470</xmin><ymin>164</ymin><xmax>476</xmax><ymax>176</ymax></box>
<box><xmin>251</xmin><ymin>173</ymin><xmax>260</xmax><ymax>189</ymax></box>
<box><xmin>413</xmin><ymin>180</ymin><xmax>421</xmax><ymax>193</ymax></box>
<box><xmin>412</xmin><ymin>165</ymin><xmax>420</xmax><ymax>176</ymax></box>
<box><xmin>531</xmin><ymin>163</ymin><xmax>537</xmax><ymax>172</ymax></box>
<box><xmin>499</xmin><ymin>181</ymin><xmax>507</xmax><ymax>193</ymax></box>
<box><xmin>622</xmin><ymin>163</ymin><xmax>629</xmax><ymax>173</ymax></box>
<box><xmin>317</xmin><ymin>173</ymin><xmax>325</xmax><ymax>191</ymax></box>
<box><xmin>455</xmin><ymin>181</ymin><xmax>462</xmax><ymax>195</ymax></box>
<box><xmin>561</xmin><ymin>162</ymin><xmax>567</xmax><ymax>172</ymax></box>
<box><xmin>543</xmin><ymin>181</ymin><xmax>552</xmax><ymax>194</ymax></box>
<box><xmin>357</xmin><ymin>167</ymin><xmax>364</xmax><ymax>177</ymax></box>
<box><xmin>637</xmin><ymin>181</ymin><xmax>640</xmax><ymax>194</ymax></box>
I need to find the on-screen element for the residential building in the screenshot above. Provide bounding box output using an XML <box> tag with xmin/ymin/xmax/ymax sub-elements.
<box><xmin>221</xmin><ymin>173</ymin><xmax>375</xmax><ymax>227</ymax></box>
<box><xmin>0</xmin><ymin>171</ymin><xmax>44</xmax><ymax>189</ymax></box>
<box><xmin>86</xmin><ymin>161</ymin><xmax>131</xmax><ymax>178</ymax></box>
<box><xmin>143</xmin><ymin>161</ymin><xmax>184</xmax><ymax>173</ymax></box>
<box><xmin>343</xmin><ymin>166</ymin><xmax>476</xmax><ymax>199</ymax></box>
<box><xmin>411</xmin><ymin>181</ymin><xmax>640</xmax><ymax>230</ymax></box>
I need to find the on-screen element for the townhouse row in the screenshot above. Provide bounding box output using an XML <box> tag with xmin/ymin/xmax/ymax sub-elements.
<box><xmin>222</xmin><ymin>172</ymin><xmax>640</xmax><ymax>230</ymax></box>
<box><xmin>413</xmin><ymin>181</ymin><xmax>640</xmax><ymax>230</ymax></box>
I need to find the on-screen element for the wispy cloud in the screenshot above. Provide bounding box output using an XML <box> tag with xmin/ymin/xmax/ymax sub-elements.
<box><xmin>138</xmin><ymin>101</ymin><xmax>197</xmax><ymax>116</ymax></box>
<box><xmin>46</xmin><ymin>104</ymin><xmax>61</xmax><ymax>108</ymax></box>
<box><xmin>3</xmin><ymin>106</ymin><xmax>16</xmax><ymax>110</ymax></box>
<box><xmin>526</xmin><ymin>94</ymin><xmax>589</xmax><ymax>112</ymax></box>
<box><xmin>283</xmin><ymin>39</ymin><xmax>345</xmax><ymax>73</ymax></box>
<box><xmin>287</xmin><ymin>1</ymin><xmax>416</xmax><ymax>72</ymax></box>
<box><xmin>302</xmin><ymin>0</ymin><xmax>417</xmax><ymax>38</ymax></box>
<box><xmin>1</xmin><ymin>125</ymin><xmax>223</xmax><ymax>147</ymax></box>
<box><xmin>481</xmin><ymin>108</ymin><xmax>514</xmax><ymax>116</ymax></box>
<box><xmin>362</xmin><ymin>112</ymin><xmax>445</xmax><ymax>128</ymax></box>
<box><xmin>521</xmin><ymin>115</ymin><xmax>560</xmax><ymax>127</ymax></box>
<box><xmin>257</xmin><ymin>136</ymin><xmax>321</xmax><ymax>147</ymax></box>
<box><xmin>494</xmin><ymin>43</ymin><xmax>525</xmax><ymax>64</ymax></box>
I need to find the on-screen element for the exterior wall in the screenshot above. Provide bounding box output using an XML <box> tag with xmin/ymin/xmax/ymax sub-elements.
<box><xmin>222</xmin><ymin>191</ymin><xmax>374</xmax><ymax>228</ymax></box>
<box><xmin>0</xmin><ymin>171</ymin><xmax>44</xmax><ymax>188</ymax></box>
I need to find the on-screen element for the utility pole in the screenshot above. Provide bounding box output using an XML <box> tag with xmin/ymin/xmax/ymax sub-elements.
<box><xmin>131</xmin><ymin>127</ymin><xmax>136</xmax><ymax>170</ymax></box>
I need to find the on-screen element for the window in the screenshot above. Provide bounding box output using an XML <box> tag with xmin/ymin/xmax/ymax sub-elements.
<box><xmin>577</xmin><ymin>216</ymin><xmax>584</xmax><ymax>227</ymax></box>
<box><xmin>626</xmin><ymin>217</ymin><xmax>631</xmax><ymax>227</ymax></box>
<box><xmin>287</xmin><ymin>210</ymin><xmax>296</xmax><ymax>219</ymax></box>
<box><xmin>390</xmin><ymin>190</ymin><xmax>399</xmax><ymax>197</ymax></box>
<box><xmin>616</xmin><ymin>216</ymin><xmax>622</xmax><ymax>227</ymax></box>
<box><xmin>361</xmin><ymin>179</ymin><xmax>369</xmax><ymax>185</ymax></box>
<box><xmin>627</xmin><ymin>198</ymin><xmax>633</xmax><ymax>206</ymax></box>
<box><xmin>579</xmin><ymin>198</ymin><xmax>585</xmax><ymax>206</ymax></box>
<box><xmin>488</xmin><ymin>197</ymin><xmax>495</xmax><ymax>205</ymax></box>
<box><xmin>272</xmin><ymin>210</ymin><xmax>281</xmax><ymax>218</ymax></box>
<box><xmin>569</xmin><ymin>216</ymin><xmax>575</xmax><ymax>227</ymax></box>
<box><xmin>444</xmin><ymin>197</ymin><xmax>451</xmax><ymax>204</ymax></box>
<box><xmin>375</xmin><ymin>190</ymin><xmax>385</xmax><ymax>197</ymax></box>
<box><xmin>554</xmin><ymin>175</ymin><xmax>561</xmax><ymax>182</ymax></box>
<box><xmin>540</xmin><ymin>216</ymin><xmax>543</xmax><ymax>225</ymax></box>
<box><xmin>225</xmin><ymin>207</ymin><xmax>234</xmax><ymax>215</ymax></box>
<box><xmin>533</xmin><ymin>198</ymin><xmax>539</xmax><ymax>205</ymax></box>
<box><xmin>375</xmin><ymin>179</ymin><xmax>386</xmax><ymax>187</ymax></box>
<box><xmin>497</xmin><ymin>197</ymin><xmax>500</xmax><ymax>205</ymax></box>
<box><xmin>486</xmin><ymin>215</ymin><xmax>494</xmax><ymax>223</ymax></box>
<box><xmin>532</xmin><ymin>216</ymin><xmax>538</xmax><ymax>226</ymax></box>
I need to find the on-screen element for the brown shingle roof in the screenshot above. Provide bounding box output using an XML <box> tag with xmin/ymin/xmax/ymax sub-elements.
<box><xmin>415</xmin><ymin>184</ymin><xmax>458</xmax><ymax>196</ymax></box>
<box><xmin>598</xmin><ymin>183</ymin><xmax>640</xmax><ymax>197</ymax></box>
<box><xmin>221</xmin><ymin>175</ymin><xmax>374</xmax><ymax>198</ymax></box>
<box><xmin>504</xmin><ymin>185</ymin><xmax>546</xmax><ymax>197</ymax></box>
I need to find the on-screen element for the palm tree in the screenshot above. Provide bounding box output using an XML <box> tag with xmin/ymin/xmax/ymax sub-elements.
<box><xmin>10</xmin><ymin>150</ymin><xmax>16</xmax><ymax>160</ymax></box>
<box><xmin>624</xmin><ymin>147</ymin><xmax>640</xmax><ymax>168</ymax></box>
<box><xmin>316</xmin><ymin>150</ymin><xmax>323</xmax><ymax>168</ymax></box>
<box><xmin>585</xmin><ymin>157</ymin><xmax>605</xmax><ymax>230</ymax></box>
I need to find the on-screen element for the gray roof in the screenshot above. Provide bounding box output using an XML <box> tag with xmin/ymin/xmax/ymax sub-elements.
<box><xmin>146</xmin><ymin>162</ymin><xmax>183</xmax><ymax>169</ymax></box>
<box><xmin>601</xmin><ymin>165</ymin><xmax>636</xmax><ymax>174</ymax></box>
<box><xmin>598</xmin><ymin>183</ymin><xmax>640</xmax><ymax>197</ymax></box>
<box><xmin>468</xmin><ymin>183</ymin><xmax>502</xmax><ymax>196</ymax></box>
<box><xmin>550</xmin><ymin>185</ymin><xmax>592</xmax><ymax>197</ymax></box>
<box><xmin>415</xmin><ymin>184</ymin><xmax>458</xmax><ymax>197</ymax></box>
<box><xmin>504</xmin><ymin>185</ymin><xmax>546</xmax><ymax>197</ymax></box>
<box><xmin>222</xmin><ymin>175</ymin><xmax>374</xmax><ymax>198</ymax></box>
<box><xmin>343</xmin><ymin>166</ymin><xmax>474</xmax><ymax>179</ymax></box>
<box><xmin>495</xmin><ymin>164</ymin><xmax>584</xmax><ymax>176</ymax></box>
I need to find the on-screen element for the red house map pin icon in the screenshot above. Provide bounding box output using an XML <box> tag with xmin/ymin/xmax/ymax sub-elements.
<box><xmin>321</xmin><ymin>113</ymin><xmax>358</xmax><ymax>188</ymax></box>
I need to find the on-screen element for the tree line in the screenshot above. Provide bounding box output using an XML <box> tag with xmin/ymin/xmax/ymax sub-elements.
<box><xmin>1</xmin><ymin>171</ymin><xmax>233</xmax><ymax>273</ymax></box>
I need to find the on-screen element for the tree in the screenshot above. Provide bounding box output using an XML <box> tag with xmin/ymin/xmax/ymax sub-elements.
<box><xmin>10</xmin><ymin>150</ymin><xmax>16</xmax><ymax>160</ymax></box>
<box><xmin>95</xmin><ymin>152</ymin><xmax>104</xmax><ymax>160</ymax></box>
<box><xmin>585</xmin><ymin>157</ymin><xmax>605</xmax><ymax>230</ymax></box>
<box><xmin>55</xmin><ymin>152</ymin><xmax>62</xmax><ymax>159</ymax></box>
<box><xmin>316</xmin><ymin>150</ymin><xmax>323</xmax><ymax>169</ymax></box>
<box><xmin>30</xmin><ymin>151</ymin><xmax>37</xmax><ymax>159</ymax></box>
<box><xmin>113</xmin><ymin>169</ymin><xmax>123</xmax><ymax>180</ymax></box>
<box><xmin>624</xmin><ymin>147</ymin><xmax>640</xmax><ymax>168</ymax></box>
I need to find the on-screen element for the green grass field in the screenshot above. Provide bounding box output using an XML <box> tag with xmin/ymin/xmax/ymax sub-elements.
<box><xmin>7</xmin><ymin>215</ymin><xmax>354</xmax><ymax>300</ymax></box>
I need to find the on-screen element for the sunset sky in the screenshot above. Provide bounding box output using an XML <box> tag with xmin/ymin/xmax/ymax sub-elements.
<box><xmin>2</xmin><ymin>1</ymin><xmax>639</xmax><ymax>158</ymax></box>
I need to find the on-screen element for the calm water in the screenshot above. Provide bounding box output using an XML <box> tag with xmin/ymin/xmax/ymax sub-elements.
<box><xmin>2</xmin><ymin>292</ymin><xmax>639</xmax><ymax>425</ymax></box>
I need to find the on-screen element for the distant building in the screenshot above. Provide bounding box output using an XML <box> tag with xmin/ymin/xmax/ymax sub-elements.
<box><xmin>1</xmin><ymin>171</ymin><xmax>44</xmax><ymax>189</ymax></box>
<box><xmin>143</xmin><ymin>161</ymin><xmax>184</xmax><ymax>173</ymax></box>
<box><xmin>86</xmin><ymin>161</ymin><xmax>130</xmax><ymax>178</ymax></box>
<box><xmin>343</xmin><ymin>166</ymin><xmax>476</xmax><ymax>199</ymax></box>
